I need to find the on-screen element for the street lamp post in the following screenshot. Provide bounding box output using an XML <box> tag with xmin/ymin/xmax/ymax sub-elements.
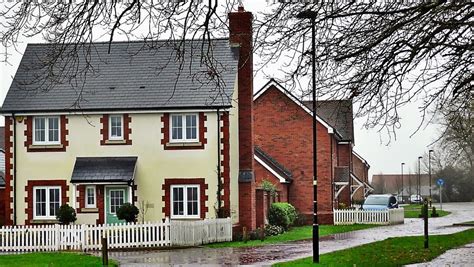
<box><xmin>401</xmin><ymin>163</ymin><xmax>405</xmax><ymax>203</ymax></box>
<box><xmin>296</xmin><ymin>9</ymin><xmax>319</xmax><ymax>263</ymax></box>
<box><xmin>418</xmin><ymin>156</ymin><xmax>423</xmax><ymax>198</ymax></box>
<box><xmin>428</xmin><ymin>150</ymin><xmax>434</xmax><ymax>206</ymax></box>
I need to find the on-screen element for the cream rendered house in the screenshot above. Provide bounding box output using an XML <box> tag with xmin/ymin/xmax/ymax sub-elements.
<box><xmin>1</xmin><ymin>7</ymin><xmax>259</xmax><ymax>227</ymax></box>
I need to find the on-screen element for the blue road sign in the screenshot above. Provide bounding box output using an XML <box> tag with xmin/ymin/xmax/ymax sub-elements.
<box><xmin>437</xmin><ymin>178</ymin><xmax>445</xmax><ymax>186</ymax></box>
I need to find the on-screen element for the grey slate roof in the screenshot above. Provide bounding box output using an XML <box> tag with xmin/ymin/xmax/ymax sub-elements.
<box><xmin>71</xmin><ymin>157</ymin><xmax>137</xmax><ymax>183</ymax></box>
<box><xmin>254</xmin><ymin>146</ymin><xmax>292</xmax><ymax>182</ymax></box>
<box><xmin>304</xmin><ymin>100</ymin><xmax>354</xmax><ymax>141</ymax></box>
<box><xmin>2</xmin><ymin>39</ymin><xmax>239</xmax><ymax>112</ymax></box>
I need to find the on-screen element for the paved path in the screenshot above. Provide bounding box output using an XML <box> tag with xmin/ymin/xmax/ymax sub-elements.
<box><xmin>107</xmin><ymin>202</ymin><xmax>474</xmax><ymax>266</ymax></box>
<box><xmin>406</xmin><ymin>242</ymin><xmax>474</xmax><ymax>267</ymax></box>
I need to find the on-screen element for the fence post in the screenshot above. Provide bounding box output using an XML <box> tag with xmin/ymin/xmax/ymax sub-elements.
<box><xmin>102</xmin><ymin>237</ymin><xmax>108</xmax><ymax>266</ymax></box>
<box><xmin>81</xmin><ymin>224</ymin><xmax>86</xmax><ymax>251</ymax></box>
<box><xmin>55</xmin><ymin>224</ymin><xmax>60</xmax><ymax>251</ymax></box>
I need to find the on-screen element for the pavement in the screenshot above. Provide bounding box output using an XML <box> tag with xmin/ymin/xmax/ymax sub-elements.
<box><xmin>105</xmin><ymin>202</ymin><xmax>474</xmax><ymax>266</ymax></box>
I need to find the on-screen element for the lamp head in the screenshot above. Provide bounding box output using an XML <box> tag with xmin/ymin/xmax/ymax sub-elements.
<box><xmin>296</xmin><ymin>10</ymin><xmax>317</xmax><ymax>19</ymax></box>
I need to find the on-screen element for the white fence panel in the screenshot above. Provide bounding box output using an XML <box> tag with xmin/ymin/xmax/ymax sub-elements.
<box><xmin>0</xmin><ymin>217</ymin><xmax>231</xmax><ymax>252</ymax></box>
<box><xmin>334</xmin><ymin>208</ymin><xmax>404</xmax><ymax>225</ymax></box>
<box><xmin>170</xmin><ymin>218</ymin><xmax>232</xmax><ymax>246</ymax></box>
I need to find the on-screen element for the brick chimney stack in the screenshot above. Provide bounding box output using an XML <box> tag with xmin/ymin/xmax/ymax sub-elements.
<box><xmin>229</xmin><ymin>6</ymin><xmax>256</xmax><ymax>231</ymax></box>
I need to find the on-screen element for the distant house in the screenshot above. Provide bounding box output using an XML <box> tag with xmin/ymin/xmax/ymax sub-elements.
<box><xmin>253</xmin><ymin>80</ymin><xmax>373</xmax><ymax>224</ymax></box>
<box><xmin>371</xmin><ymin>174</ymin><xmax>433</xmax><ymax>201</ymax></box>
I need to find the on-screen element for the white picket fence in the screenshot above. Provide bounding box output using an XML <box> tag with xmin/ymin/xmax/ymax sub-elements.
<box><xmin>0</xmin><ymin>218</ymin><xmax>232</xmax><ymax>252</ymax></box>
<box><xmin>170</xmin><ymin>217</ymin><xmax>233</xmax><ymax>246</ymax></box>
<box><xmin>333</xmin><ymin>208</ymin><xmax>404</xmax><ymax>225</ymax></box>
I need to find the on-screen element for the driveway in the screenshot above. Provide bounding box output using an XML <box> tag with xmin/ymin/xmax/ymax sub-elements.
<box><xmin>107</xmin><ymin>202</ymin><xmax>474</xmax><ymax>266</ymax></box>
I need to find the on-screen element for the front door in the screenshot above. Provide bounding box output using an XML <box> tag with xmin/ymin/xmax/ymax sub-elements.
<box><xmin>105</xmin><ymin>187</ymin><xmax>128</xmax><ymax>224</ymax></box>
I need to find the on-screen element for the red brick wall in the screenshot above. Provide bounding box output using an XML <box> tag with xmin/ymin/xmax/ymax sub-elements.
<box><xmin>220</xmin><ymin>112</ymin><xmax>231</xmax><ymax>214</ymax></box>
<box><xmin>238</xmin><ymin>182</ymin><xmax>256</xmax><ymax>229</ymax></box>
<box><xmin>352</xmin><ymin>153</ymin><xmax>369</xmax><ymax>202</ymax></box>
<box><xmin>352</xmin><ymin>154</ymin><xmax>369</xmax><ymax>183</ymax></box>
<box><xmin>162</xmin><ymin>178</ymin><xmax>208</xmax><ymax>219</ymax></box>
<box><xmin>229</xmin><ymin>7</ymin><xmax>256</xmax><ymax>230</ymax></box>
<box><xmin>96</xmin><ymin>185</ymin><xmax>105</xmax><ymax>224</ymax></box>
<box><xmin>255</xmin><ymin>189</ymin><xmax>267</xmax><ymax>228</ymax></box>
<box><xmin>337</xmin><ymin>144</ymin><xmax>352</xmax><ymax>168</ymax></box>
<box><xmin>24</xmin><ymin>180</ymin><xmax>69</xmax><ymax>225</ymax></box>
<box><xmin>229</xmin><ymin>7</ymin><xmax>254</xmax><ymax>172</ymax></box>
<box><xmin>254</xmin><ymin>86</ymin><xmax>334</xmax><ymax>224</ymax></box>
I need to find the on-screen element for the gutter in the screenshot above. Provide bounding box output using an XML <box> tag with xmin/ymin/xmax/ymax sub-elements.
<box><xmin>0</xmin><ymin>105</ymin><xmax>233</xmax><ymax>116</ymax></box>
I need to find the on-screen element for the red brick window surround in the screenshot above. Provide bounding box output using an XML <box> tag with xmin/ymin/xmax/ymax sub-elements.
<box><xmin>100</xmin><ymin>114</ymin><xmax>132</xmax><ymax>145</ymax></box>
<box><xmin>161</xmin><ymin>113</ymin><xmax>207</xmax><ymax>150</ymax></box>
<box><xmin>24</xmin><ymin>180</ymin><xmax>68</xmax><ymax>225</ymax></box>
<box><xmin>162</xmin><ymin>178</ymin><xmax>208</xmax><ymax>219</ymax></box>
<box><xmin>24</xmin><ymin>115</ymin><xmax>69</xmax><ymax>152</ymax></box>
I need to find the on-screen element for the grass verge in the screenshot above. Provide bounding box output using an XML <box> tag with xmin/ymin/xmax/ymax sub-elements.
<box><xmin>0</xmin><ymin>252</ymin><xmax>118</xmax><ymax>267</ymax></box>
<box><xmin>274</xmin><ymin>228</ymin><xmax>474</xmax><ymax>267</ymax></box>
<box><xmin>403</xmin><ymin>204</ymin><xmax>451</xmax><ymax>218</ymax></box>
<box><xmin>206</xmin><ymin>224</ymin><xmax>378</xmax><ymax>248</ymax></box>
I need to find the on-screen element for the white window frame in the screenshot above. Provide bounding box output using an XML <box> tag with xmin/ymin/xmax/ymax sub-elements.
<box><xmin>169</xmin><ymin>114</ymin><xmax>199</xmax><ymax>143</ymax></box>
<box><xmin>108</xmin><ymin>115</ymin><xmax>124</xmax><ymax>140</ymax></box>
<box><xmin>109</xmin><ymin>189</ymin><xmax>125</xmax><ymax>215</ymax></box>
<box><xmin>85</xmin><ymin>186</ymin><xmax>96</xmax><ymax>208</ymax></box>
<box><xmin>33</xmin><ymin>116</ymin><xmax>61</xmax><ymax>145</ymax></box>
<box><xmin>33</xmin><ymin>186</ymin><xmax>61</xmax><ymax>220</ymax></box>
<box><xmin>170</xmin><ymin>184</ymin><xmax>200</xmax><ymax>219</ymax></box>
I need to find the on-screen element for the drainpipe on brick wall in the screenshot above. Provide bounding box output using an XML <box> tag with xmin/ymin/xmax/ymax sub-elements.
<box><xmin>12</xmin><ymin>114</ymin><xmax>17</xmax><ymax>225</ymax></box>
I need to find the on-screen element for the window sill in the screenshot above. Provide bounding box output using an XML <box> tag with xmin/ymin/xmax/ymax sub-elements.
<box><xmin>166</xmin><ymin>142</ymin><xmax>202</xmax><ymax>147</ymax></box>
<box><xmin>29</xmin><ymin>144</ymin><xmax>63</xmax><ymax>149</ymax></box>
<box><xmin>30</xmin><ymin>219</ymin><xmax>59</xmax><ymax>224</ymax></box>
<box><xmin>105</xmin><ymin>139</ymin><xmax>126</xmax><ymax>144</ymax></box>
<box><xmin>102</xmin><ymin>139</ymin><xmax>131</xmax><ymax>146</ymax></box>
<box><xmin>81</xmin><ymin>208</ymin><xmax>98</xmax><ymax>213</ymax></box>
<box><xmin>170</xmin><ymin>216</ymin><xmax>201</xmax><ymax>220</ymax></box>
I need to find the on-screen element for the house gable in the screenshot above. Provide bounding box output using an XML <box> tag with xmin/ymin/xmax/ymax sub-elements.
<box><xmin>254</xmin><ymin>79</ymin><xmax>338</xmax><ymax>136</ymax></box>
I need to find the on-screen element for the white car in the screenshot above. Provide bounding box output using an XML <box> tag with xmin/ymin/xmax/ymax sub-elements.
<box><xmin>410</xmin><ymin>194</ymin><xmax>422</xmax><ymax>204</ymax></box>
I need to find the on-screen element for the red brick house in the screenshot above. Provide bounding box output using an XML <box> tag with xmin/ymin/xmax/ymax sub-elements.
<box><xmin>253</xmin><ymin>80</ymin><xmax>373</xmax><ymax>225</ymax></box>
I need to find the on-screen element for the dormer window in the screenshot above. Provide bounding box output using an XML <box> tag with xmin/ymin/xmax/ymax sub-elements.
<box><xmin>33</xmin><ymin>116</ymin><xmax>60</xmax><ymax>145</ymax></box>
<box><xmin>170</xmin><ymin>114</ymin><xmax>198</xmax><ymax>142</ymax></box>
<box><xmin>109</xmin><ymin>115</ymin><xmax>123</xmax><ymax>140</ymax></box>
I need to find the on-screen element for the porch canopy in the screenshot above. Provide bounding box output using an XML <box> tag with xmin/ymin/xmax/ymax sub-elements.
<box><xmin>70</xmin><ymin>157</ymin><xmax>137</xmax><ymax>184</ymax></box>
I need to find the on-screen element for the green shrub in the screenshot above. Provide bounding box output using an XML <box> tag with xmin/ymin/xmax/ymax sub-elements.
<box><xmin>338</xmin><ymin>202</ymin><xmax>348</xmax><ymax>209</ymax></box>
<box><xmin>260</xmin><ymin>179</ymin><xmax>278</xmax><ymax>197</ymax></box>
<box><xmin>56</xmin><ymin>204</ymin><xmax>77</xmax><ymax>225</ymax></box>
<box><xmin>268</xmin><ymin>202</ymin><xmax>297</xmax><ymax>229</ymax></box>
<box><xmin>116</xmin><ymin>203</ymin><xmax>139</xmax><ymax>223</ymax></box>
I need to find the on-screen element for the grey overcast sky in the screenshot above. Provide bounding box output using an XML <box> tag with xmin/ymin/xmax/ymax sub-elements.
<box><xmin>0</xmin><ymin>1</ymin><xmax>440</xmax><ymax>180</ymax></box>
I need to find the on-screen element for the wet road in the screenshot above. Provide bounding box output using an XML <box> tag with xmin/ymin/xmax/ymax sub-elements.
<box><xmin>106</xmin><ymin>202</ymin><xmax>474</xmax><ymax>266</ymax></box>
